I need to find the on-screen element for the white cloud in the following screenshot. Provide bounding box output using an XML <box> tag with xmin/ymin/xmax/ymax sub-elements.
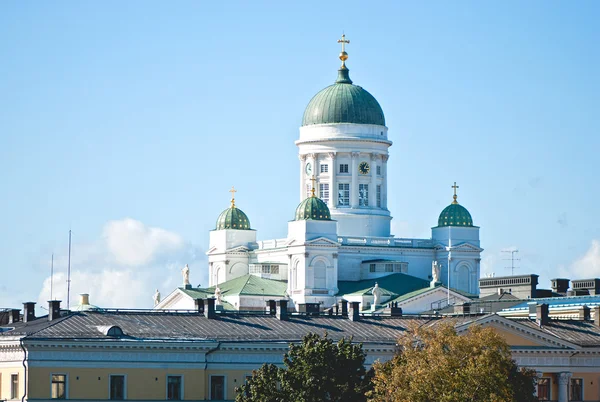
<box><xmin>35</xmin><ymin>218</ymin><xmax>205</xmax><ymax>311</ymax></box>
<box><xmin>569</xmin><ymin>239</ymin><xmax>600</xmax><ymax>278</ymax></box>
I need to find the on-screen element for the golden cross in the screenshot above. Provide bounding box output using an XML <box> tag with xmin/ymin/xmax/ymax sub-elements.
<box><xmin>229</xmin><ymin>186</ymin><xmax>237</xmax><ymax>207</ymax></box>
<box><xmin>452</xmin><ymin>182</ymin><xmax>459</xmax><ymax>204</ymax></box>
<box><xmin>310</xmin><ymin>175</ymin><xmax>317</xmax><ymax>197</ymax></box>
<box><xmin>337</xmin><ymin>34</ymin><xmax>350</xmax><ymax>53</ymax></box>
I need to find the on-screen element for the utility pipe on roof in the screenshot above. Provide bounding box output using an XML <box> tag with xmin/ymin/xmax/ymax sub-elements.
<box><xmin>203</xmin><ymin>342</ymin><xmax>220</xmax><ymax>401</ymax></box>
<box><xmin>20</xmin><ymin>338</ymin><xmax>27</xmax><ymax>402</ymax></box>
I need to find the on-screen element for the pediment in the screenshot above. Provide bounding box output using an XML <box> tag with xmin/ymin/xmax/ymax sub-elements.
<box><xmin>456</xmin><ymin>315</ymin><xmax>578</xmax><ymax>349</ymax></box>
<box><xmin>206</xmin><ymin>246</ymin><xmax>219</xmax><ymax>254</ymax></box>
<box><xmin>305</xmin><ymin>237</ymin><xmax>340</xmax><ymax>246</ymax></box>
<box><xmin>226</xmin><ymin>245</ymin><xmax>250</xmax><ymax>253</ymax></box>
<box><xmin>433</xmin><ymin>242</ymin><xmax>482</xmax><ymax>252</ymax></box>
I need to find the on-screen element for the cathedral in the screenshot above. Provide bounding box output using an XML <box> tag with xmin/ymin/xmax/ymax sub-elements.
<box><xmin>157</xmin><ymin>36</ymin><xmax>482</xmax><ymax>313</ymax></box>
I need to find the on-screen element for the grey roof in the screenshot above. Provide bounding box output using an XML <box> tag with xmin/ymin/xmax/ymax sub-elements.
<box><xmin>515</xmin><ymin>318</ymin><xmax>600</xmax><ymax>347</ymax></box>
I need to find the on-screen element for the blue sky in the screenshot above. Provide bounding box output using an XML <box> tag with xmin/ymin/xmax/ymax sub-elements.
<box><xmin>1</xmin><ymin>1</ymin><xmax>599</xmax><ymax>309</ymax></box>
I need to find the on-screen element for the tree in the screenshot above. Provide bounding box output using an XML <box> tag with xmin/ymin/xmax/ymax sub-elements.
<box><xmin>236</xmin><ymin>332</ymin><xmax>372</xmax><ymax>402</ymax></box>
<box><xmin>368</xmin><ymin>323</ymin><xmax>537</xmax><ymax>402</ymax></box>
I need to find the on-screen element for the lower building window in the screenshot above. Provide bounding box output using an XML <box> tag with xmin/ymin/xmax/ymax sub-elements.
<box><xmin>210</xmin><ymin>375</ymin><xmax>225</xmax><ymax>400</ymax></box>
<box><xmin>167</xmin><ymin>375</ymin><xmax>182</xmax><ymax>400</ymax></box>
<box><xmin>339</xmin><ymin>163</ymin><xmax>349</xmax><ymax>173</ymax></box>
<box><xmin>338</xmin><ymin>183</ymin><xmax>349</xmax><ymax>207</ymax></box>
<box><xmin>376</xmin><ymin>185</ymin><xmax>382</xmax><ymax>207</ymax></box>
<box><xmin>537</xmin><ymin>377</ymin><xmax>550</xmax><ymax>401</ymax></box>
<box><xmin>369</xmin><ymin>264</ymin><xmax>376</xmax><ymax>273</ymax></box>
<box><xmin>570</xmin><ymin>378</ymin><xmax>583</xmax><ymax>401</ymax></box>
<box><xmin>385</xmin><ymin>263</ymin><xmax>393</xmax><ymax>272</ymax></box>
<box><xmin>11</xmin><ymin>374</ymin><xmax>18</xmax><ymax>400</ymax></box>
<box><xmin>109</xmin><ymin>375</ymin><xmax>125</xmax><ymax>400</ymax></box>
<box><xmin>319</xmin><ymin>183</ymin><xmax>329</xmax><ymax>205</ymax></box>
<box><xmin>51</xmin><ymin>374</ymin><xmax>67</xmax><ymax>399</ymax></box>
<box><xmin>359</xmin><ymin>184</ymin><xmax>368</xmax><ymax>206</ymax></box>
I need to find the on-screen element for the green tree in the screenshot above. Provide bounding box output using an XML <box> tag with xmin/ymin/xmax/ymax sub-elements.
<box><xmin>235</xmin><ymin>332</ymin><xmax>372</xmax><ymax>402</ymax></box>
<box><xmin>368</xmin><ymin>323</ymin><xmax>537</xmax><ymax>402</ymax></box>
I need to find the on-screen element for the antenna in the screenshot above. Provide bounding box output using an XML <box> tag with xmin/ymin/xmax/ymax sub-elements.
<box><xmin>67</xmin><ymin>230</ymin><xmax>72</xmax><ymax>310</ymax></box>
<box><xmin>50</xmin><ymin>253</ymin><xmax>54</xmax><ymax>301</ymax></box>
<box><xmin>502</xmin><ymin>249</ymin><xmax>520</xmax><ymax>275</ymax></box>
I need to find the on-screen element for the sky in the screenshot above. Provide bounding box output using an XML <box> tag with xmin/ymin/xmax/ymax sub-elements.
<box><xmin>1</xmin><ymin>1</ymin><xmax>599</xmax><ymax>312</ymax></box>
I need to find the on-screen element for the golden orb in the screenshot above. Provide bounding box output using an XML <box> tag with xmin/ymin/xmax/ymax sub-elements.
<box><xmin>339</xmin><ymin>51</ymin><xmax>348</xmax><ymax>61</ymax></box>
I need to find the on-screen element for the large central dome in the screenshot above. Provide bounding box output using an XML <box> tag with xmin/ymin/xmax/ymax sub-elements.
<box><xmin>302</xmin><ymin>67</ymin><xmax>385</xmax><ymax>127</ymax></box>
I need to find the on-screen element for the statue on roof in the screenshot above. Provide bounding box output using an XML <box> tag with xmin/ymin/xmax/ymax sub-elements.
<box><xmin>182</xmin><ymin>264</ymin><xmax>190</xmax><ymax>286</ymax></box>
<box><xmin>153</xmin><ymin>289</ymin><xmax>161</xmax><ymax>307</ymax></box>
<box><xmin>372</xmin><ymin>282</ymin><xmax>383</xmax><ymax>306</ymax></box>
<box><xmin>432</xmin><ymin>261</ymin><xmax>441</xmax><ymax>284</ymax></box>
<box><xmin>214</xmin><ymin>286</ymin><xmax>222</xmax><ymax>305</ymax></box>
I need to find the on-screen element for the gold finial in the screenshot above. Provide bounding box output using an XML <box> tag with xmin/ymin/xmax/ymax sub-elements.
<box><xmin>229</xmin><ymin>186</ymin><xmax>237</xmax><ymax>208</ymax></box>
<box><xmin>451</xmin><ymin>182</ymin><xmax>459</xmax><ymax>204</ymax></box>
<box><xmin>337</xmin><ymin>34</ymin><xmax>350</xmax><ymax>68</ymax></box>
<box><xmin>310</xmin><ymin>175</ymin><xmax>317</xmax><ymax>197</ymax></box>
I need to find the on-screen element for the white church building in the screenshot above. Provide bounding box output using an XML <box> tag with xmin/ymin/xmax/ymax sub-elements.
<box><xmin>157</xmin><ymin>36</ymin><xmax>482</xmax><ymax>313</ymax></box>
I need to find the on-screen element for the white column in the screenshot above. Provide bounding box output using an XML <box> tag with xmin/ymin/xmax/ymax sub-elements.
<box><xmin>351</xmin><ymin>152</ymin><xmax>359</xmax><ymax>208</ymax></box>
<box><xmin>382</xmin><ymin>154</ymin><xmax>389</xmax><ymax>209</ymax></box>
<box><xmin>557</xmin><ymin>372</ymin><xmax>571</xmax><ymax>402</ymax></box>
<box><xmin>309</xmin><ymin>153</ymin><xmax>317</xmax><ymax>196</ymax></box>
<box><xmin>287</xmin><ymin>254</ymin><xmax>293</xmax><ymax>295</ymax></box>
<box><xmin>329</xmin><ymin>152</ymin><xmax>337</xmax><ymax>208</ymax></box>
<box><xmin>369</xmin><ymin>153</ymin><xmax>377</xmax><ymax>208</ymax></box>
<box><xmin>299</xmin><ymin>154</ymin><xmax>307</xmax><ymax>202</ymax></box>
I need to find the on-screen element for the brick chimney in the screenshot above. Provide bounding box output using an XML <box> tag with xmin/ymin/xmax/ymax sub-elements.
<box><xmin>339</xmin><ymin>300</ymin><xmax>348</xmax><ymax>317</ymax></box>
<box><xmin>8</xmin><ymin>309</ymin><xmax>20</xmax><ymax>324</ymax></box>
<box><xmin>349</xmin><ymin>301</ymin><xmax>360</xmax><ymax>322</ymax></box>
<box><xmin>593</xmin><ymin>306</ymin><xmax>600</xmax><ymax>327</ymax></box>
<box><xmin>266</xmin><ymin>300</ymin><xmax>276</xmax><ymax>315</ymax></box>
<box><xmin>48</xmin><ymin>300</ymin><xmax>61</xmax><ymax>321</ymax></box>
<box><xmin>536</xmin><ymin>303</ymin><xmax>549</xmax><ymax>327</ymax></box>
<box><xmin>23</xmin><ymin>302</ymin><xmax>36</xmax><ymax>322</ymax></box>
<box><xmin>276</xmin><ymin>300</ymin><xmax>288</xmax><ymax>321</ymax></box>
<box><xmin>579</xmin><ymin>305</ymin><xmax>591</xmax><ymax>321</ymax></box>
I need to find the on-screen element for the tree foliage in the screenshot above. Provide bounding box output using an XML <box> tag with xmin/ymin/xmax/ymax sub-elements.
<box><xmin>368</xmin><ymin>323</ymin><xmax>537</xmax><ymax>402</ymax></box>
<box><xmin>235</xmin><ymin>332</ymin><xmax>372</xmax><ymax>402</ymax></box>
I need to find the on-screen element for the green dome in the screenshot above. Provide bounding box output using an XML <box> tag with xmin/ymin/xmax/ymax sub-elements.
<box><xmin>438</xmin><ymin>202</ymin><xmax>473</xmax><ymax>227</ymax></box>
<box><xmin>302</xmin><ymin>68</ymin><xmax>385</xmax><ymax>127</ymax></box>
<box><xmin>295</xmin><ymin>195</ymin><xmax>332</xmax><ymax>221</ymax></box>
<box><xmin>216</xmin><ymin>206</ymin><xmax>251</xmax><ymax>230</ymax></box>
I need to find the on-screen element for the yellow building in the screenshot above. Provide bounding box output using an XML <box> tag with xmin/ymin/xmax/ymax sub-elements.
<box><xmin>2</xmin><ymin>299</ymin><xmax>600</xmax><ymax>401</ymax></box>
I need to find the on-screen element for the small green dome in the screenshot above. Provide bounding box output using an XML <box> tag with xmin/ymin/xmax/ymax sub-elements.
<box><xmin>302</xmin><ymin>68</ymin><xmax>385</xmax><ymax>127</ymax></box>
<box><xmin>216</xmin><ymin>206</ymin><xmax>251</xmax><ymax>230</ymax></box>
<box><xmin>438</xmin><ymin>203</ymin><xmax>473</xmax><ymax>227</ymax></box>
<box><xmin>295</xmin><ymin>195</ymin><xmax>332</xmax><ymax>221</ymax></box>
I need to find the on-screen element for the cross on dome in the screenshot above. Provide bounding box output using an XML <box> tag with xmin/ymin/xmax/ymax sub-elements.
<box><xmin>229</xmin><ymin>186</ymin><xmax>237</xmax><ymax>208</ymax></box>
<box><xmin>452</xmin><ymin>182</ymin><xmax>459</xmax><ymax>204</ymax></box>
<box><xmin>310</xmin><ymin>175</ymin><xmax>317</xmax><ymax>197</ymax></box>
<box><xmin>337</xmin><ymin>34</ymin><xmax>350</xmax><ymax>68</ymax></box>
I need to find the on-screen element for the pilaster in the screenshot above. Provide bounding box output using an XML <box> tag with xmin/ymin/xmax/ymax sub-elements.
<box><xmin>299</xmin><ymin>154</ymin><xmax>307</xmax><ymax>202</ymax></box>
<box><xmin>382</xmin><ymin>154</ymin><xmax>389</xmax><ymax>209</ymax></box>
<box><xmin>351</xmin><ymin>151</ymin><xmax>359</xmax><ymax>208</ymax></box>
<box><xmin>557</xmin><ymin>372</ymin><xmax>572</xmax><ymax>402</ymax></box>
<box><xmin>370</xmin><ymin>153</ymin><xmax>377</xmax><ymax>207</ymax></box>
<box><xmin>329</xmin><ymin>152</ymin><xmax>337</xmax><ymax>209</ymax></box>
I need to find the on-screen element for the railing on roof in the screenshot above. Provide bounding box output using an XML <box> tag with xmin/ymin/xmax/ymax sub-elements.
<box><xmin>337</xmin><ymin>237</ymin><xmax>433</xmax><ymax>248</ymax></box>
<box><xmin>255</xmin><ymin>238</ymin><xmax>288</xmax><ymax>250</ymax></box>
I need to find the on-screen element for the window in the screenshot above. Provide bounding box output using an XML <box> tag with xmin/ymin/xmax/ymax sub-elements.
<box><xmin>385</xmin><ymin>263</ymin><xmax>393</xmax><ymax>272</ymax></box>
<box><xmin>210</xmin><ymin>375</ymin><xmax>225</xmax><ymax>400</ymax></box>
<box><xmin>393</xmin><ymin>264</ymin><xmax>402</xmax><ymax>273</ymax></box>
<box><xmin>376</xmin><ymin>165</ymin><xmax>381</xmax><ymax>175</ymax></box>
<box><xmin>11</xmin><ymin>374</ymin><xmax>18</xmax><ymax>400</ymax></box>
<box><xmin>319</xmin><ymin>183</ymin><xmax>329</xmax><ymax>205</ymax></box>
<box><xmin>51</xmin><ymin>374</ymin><xmax>66</xmax><ymax>399</ymax></box>
<box><xmin>570</xmin><ymin>378</ymin><xmax>583</xmax><ymax>401</ymax></box>
<box><xmin>359</xmin><ymin>184</ymin><xmax>369</xmax><ymax>206</ymax></box>
<box><xmin>369</xmin><ymin>264</ymin><xmax>376</xmax><ymax>273</ymax></box>
<box><xmin>376</xmin><ymin>185</ymin><xmax>381</xmax><ymax>207</ymax></box>
<box><xmin>109</xmin><ymin>375</ymin><xmax>125</xmax><ymax>400</ymax></box>
<box><xmin>339</xmin><ymin>164</ymin><xmax>349</xmax><ymax>173</ymax></box>
<box><xmin>320</xmin><ymin>164</ymin><xmax>328</xmax><ymax>173</ymax></box>
<box><xmin>338</xmin><ymin>183</ymin><xmax>350</xmax><ymax>207</ymax></box>
<box><xmin>167</xmin><ymin>376</ymin><xmax>182</xmax><ymax>400</ymax></box>
<box><xmin>537</xmin><ymin>378</ymin><xmax>550</xmax><ymax>401</ymax></box>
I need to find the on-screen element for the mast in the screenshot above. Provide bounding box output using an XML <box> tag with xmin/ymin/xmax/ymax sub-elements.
<box><xmin>67</xmin><ymin>230</ymin><xmax>72</xmax><ymax>310</ymax></box>
<box><xmin>50</xmin><ymin>253</ymin><xmax>54</xmax><ymax>301</ymax></box>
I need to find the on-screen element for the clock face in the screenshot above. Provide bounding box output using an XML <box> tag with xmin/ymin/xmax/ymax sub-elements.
<box><xmin>305</xmin><ymin>163</ymin><xmax>313</xmax><ymax>175</ymax></box>
<box><xmin>358</xmin><ymin>161</ymin><xmax>370</xmax><ymax>175</ymax></box>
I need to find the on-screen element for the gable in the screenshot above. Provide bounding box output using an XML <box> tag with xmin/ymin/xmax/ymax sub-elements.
<box><xmin>305</xmin><ymin>237</ymin><xmax>340</xmax><ymax>246</ymax></box>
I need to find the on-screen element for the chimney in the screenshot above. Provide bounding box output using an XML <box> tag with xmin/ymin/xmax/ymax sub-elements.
<box><xmin>23</xmin><ymin>302</ymin><xmax>36</xmax><ymax>322</ymax></box>
<box><xmin>80</xmin><ymin>294</ymin><xmax>90</xmax><ymax>306</ymax></box>
<box><xmin>8</xmin><ymin>309</ymin><xmax>20</xmax><ymax>324</ymax></box>
<box><xmin>536</xmin><ymin>303</ymin><xmax>549</xmax><ymax>326</ymax></box>
<box><xmin>276</xmin><ymin>300</ymin><xmax>288</xmax><ymax>321</ymax></box>
<box><xmin>266</xmin><ymin>300</ymin><xmax>276</xmax><ymax>315</ymax></box>
<box><xmin>349</xmin><ymin>301</ymin><xmax>360</xmax><ymax>321</ymax></box>
<box><xmin>339</xmin><ymin>300</ymin><xmax>348</xmax><ymax>316</ymax></box>
<box><xmin>551</xmin><ymin>278</ymin><xmax>570</xmax><ymax>295</ymax></box>
<box><xmin>390</xmin><ymin>303</ymin><xmax>403</xmax><ymax>317</ymax></box>
<box><xmin>204</xmin><ymin>298</ymin><xmax>216</xmax><ymax>319</ymax></box>
<box><xmin>194</xmin><ymin>298</ymin><xmax>205</xmax><ymax>314</ymax></box>
<box><xmin>579</xmin><ymin>305</ymin><xmax>591</xmax><ymax>321</ymax></box>
<box><xmin>456</xmin><ymin>302</ymin><xmax>471</xmax><ymax>315</ymax></box>
<box><xmin>593</xmin><ymin>306</ymin><xmax>600</xmax><ymax>327</ymax></box>
<box><xmin>48</xmin><ymin>300</ymin><xmax>61</xmax><ymax>321</ymax></box>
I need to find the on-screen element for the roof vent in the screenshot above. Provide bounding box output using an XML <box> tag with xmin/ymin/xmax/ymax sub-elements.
<box><xmin>97</xmin><ymin>325</ymin><xmax>125</xmax><ymax>337</ymax></box>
